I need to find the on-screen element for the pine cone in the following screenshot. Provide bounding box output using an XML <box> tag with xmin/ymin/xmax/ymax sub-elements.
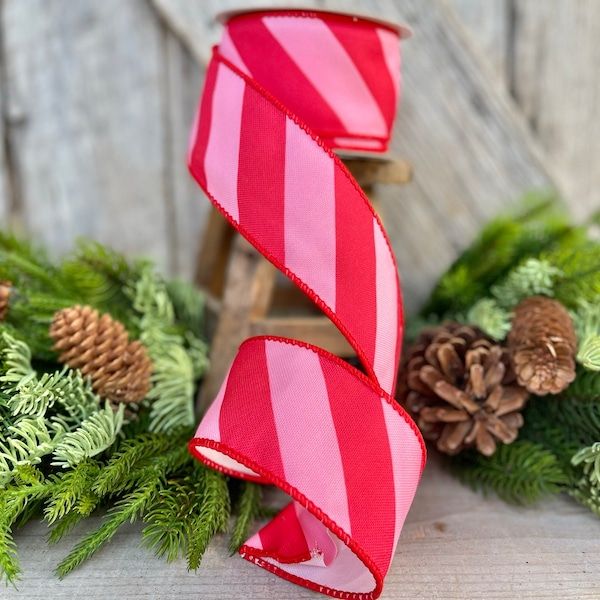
<box><xmin>398</xmin><ymin>323</ymin><xmax>529</xmax><ymax>456</ymax></box>
<box><xmin>50</xmin><ymin>305</ymin><xmax>152</xmax><ymax>405</ymax></box>
<box><xmin>508</xmin><ymin>296</ymin><xmax>577</xmax><ymax>395</ymax></box>
<box><xmin>0</xmin><ymin>280</ymin><xmax>12</xmax><ymax>321</ymax></box>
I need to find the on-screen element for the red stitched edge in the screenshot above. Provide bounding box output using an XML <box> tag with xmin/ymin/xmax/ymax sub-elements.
<box><xmin>188</xmin><ymin>437</ymin><xmax>383</xmax><ymax>600</ymax></box>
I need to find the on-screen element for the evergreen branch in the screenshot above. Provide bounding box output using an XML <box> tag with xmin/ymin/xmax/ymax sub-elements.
<box><xmin>573</xmin><ymin>301</ymin><xmax>600</xmax><ymax>371</ymax></box>
<box><xmin>559</xmin><ymin>369</ymin><xmax>600</xmax><ymax>402</ymax></box>
<box><xmin>93</xmin><ymin>432</ymin><xmax>178</xmax><ymax>497</ymax></box>
<box><xmin>166</xmin><ymin>278</ymin><xmax>206</xmax><ymax>338</ymax></box>
<box><xmin>56</xmin><ymin>475</ymin><xmax>165</xmax><ymax>578</ymax></box>
<box><xmin>147</xmin><ymin>345</ymin><xmax>196</xmax><ymax>433</ymax></box>
<box><xmin>187</xmin><ymin>469</ymin><xmax>230</xmax><ymax>570</ymax></box>
<box><xmin>466</xmin><ymin>298</ymin><xmax>511</xmax><ymax>340</ymax></box>
<box><xmin>52</xmin><ymin>403</ymin><xmax>125</xmax><ymax>468</ymax></box>
<box><xmin>547</xmin><ymin>241</ymin><xmax>600</xmax><ymax>307</ymax></box>
<box><xmin>570</xmin><ymin>443</ymin><xmax>600</xmax><ymax>516</ymax></box>
<box><xmin>0</xmin><ymin>332</ymin><xmax>36</xmax><ymax>396</ymax></box>
<box><xmin>453</xmin><ymin>441</ymin><xmax>569</xmax><ymax>504</ymax></box>
<box><xmin>490</xmin><ymin>258</ymin><xmax>562</xmax><ymax>308</ymax></box>
<box><xmin>55</xmin><ymin>447</ymin><xmax>190</xmax><ymax>576</ymax></box>
<box><xmin>44</xmin><ymin>460</ymin><xmax>101</xmax><ymax>524</ymax></box>
<box><xmin>0</xmin><ymin>418</ymin><xmax>65</xmax><ymax>484</ymax></box>
<box><xmin>48</xmin><ymin>511</ymin><xmax>86</xmax><ymax>545</ymax></box>
<box><xmin>422</xmin><ymin>192</ymin><xmax>572</xmax><ymax>316</ymax></box>
<box><xmin>133</xmin><ymin>267</ymin><xmax>198</xmax><ymax>432</ymax></box>
<box><xmin>229</xmin><ymin>482</ymin><xmax>262</xmax><ymax>554</ymax></box>
<box><xmin>520</xmin><ymin>394</ymin><xmax>600</xmax><ymax>472</ymax></box>
<box><xmin>141</xmin><ymin>475</ymin><xmax>203</xmax><ymax>562</ymax></box>
<box><xmin>0</xmin><ymin>466</ymin><xmax>54</xmax><ymax>584</ymax></box>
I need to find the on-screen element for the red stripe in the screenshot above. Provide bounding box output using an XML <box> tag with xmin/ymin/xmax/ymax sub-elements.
<box><xmin>236</xmin><ymin>84</ymin><xmax>286</xmax><ymax>264</ymax></box>
<box><xmin>258</xmin><ymin>502</ymin><xmax>311</xmax><ymax>564</ymax></box>
<box><xmin>334</xmin><ymin>168</ymin><xmax>377</xmax><ymax>368</ymax></box>
<box><xmin>228</xmin><ymin>18</ymin><xmax>347</xmax><ymax>140</ymax></box>
<box><xmin>188</xmin><ymin>58</ymin><xmax>219</xmax><ymax>187</ymax></box>
<box><xmin>327</xmin><ymin>22</ymin><xmax>397</xmax><ymax>131</ymax></box>
<box><xmin>320</xmin><ymin>355</ymin><xmax>396</xmax><ymax>573</ymax></box>
<box><xmin>219</xmin><ymin>340</ymin><xmax>286</xmax><ymax>479</ymax></box>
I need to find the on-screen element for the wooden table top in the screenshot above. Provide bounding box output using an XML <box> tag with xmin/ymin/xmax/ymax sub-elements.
<box><xmin>7</xmin><ymin>455</ymin><xmax>599</xmax><ymax>599</ymax></box>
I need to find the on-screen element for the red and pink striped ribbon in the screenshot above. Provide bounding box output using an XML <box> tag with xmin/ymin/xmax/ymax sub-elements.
<box><xmin>187</xmin><ymin>9</ymin><xmax>425</xmax><ymax>599</ymax></box>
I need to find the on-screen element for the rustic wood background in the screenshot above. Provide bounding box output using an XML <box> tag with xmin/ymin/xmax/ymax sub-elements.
<box><xmin>1</xmin><ymin>0</ymin><xmax>597</xmax><ymax>312</ymax></box>
<box><xmin>1</xmin><ymin>2</ymin><xmax>599</xmax><ymax>599</ymax></box>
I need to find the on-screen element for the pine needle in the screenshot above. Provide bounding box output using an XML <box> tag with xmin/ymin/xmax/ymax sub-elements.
<box><xmin>56</xmin><ymin>474</ymin><xmax>164</xmax><ymax>578</ymax></box>
<box><xmin>44</xmin><ymin>460</ymin><xmax>101</xmax><ymax>524</ymax></box>
<box><xmin>453</xmin><ymin>442</ymin><xmax>569</xmax><ymax>504</ymax></box>
<box><xmin>187</xmin><ymin>469</ymin><xmax>230</xmax><ymax>570</ymax></box>
<box><xmin>229</xmin><ymin>483</ymin><xmax>262</xmax><ymax>554</ymax></box>
<box><xmin>52</xmin><ymin>403</ymin><xmax>125</xmax><ymax>468</ymax></box>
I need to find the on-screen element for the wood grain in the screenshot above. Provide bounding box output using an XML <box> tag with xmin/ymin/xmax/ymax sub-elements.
<box><xmin>1</xmin><ymin>0</ymin><xmax>171</xmax><ymax>267</ymax></box>
<box><xmin>0</xmin><ymin>0</ymin><xmax>10</xmax><ymax>222</ymax></box>
<box><xmin>450</xmin><ymin>0</ymin><xmax>600</xmax><ymax>219</ymax></box>
<box><xmin>449</xmin><ymin>0</ymin><xmax>510</xmax><ymax>80</ymax></box>
<box><xmin>6</xmin><ymin>455</ymin><xmax>599</xmax><ymax>599</ymax></box>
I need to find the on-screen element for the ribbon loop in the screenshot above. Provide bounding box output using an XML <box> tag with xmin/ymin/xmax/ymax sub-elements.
<box><xmin>188</xmin><ymin>9</ymin><xmax>425</xmax><ymax>599</ymax></box>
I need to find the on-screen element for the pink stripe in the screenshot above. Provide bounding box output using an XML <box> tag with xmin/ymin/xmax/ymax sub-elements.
<box><xmin>263</xmin><ymin>16</ymin><xmax>387</xmax><ymax>138</ymax></box>
<box><xmin>376</xmin><ymin>28</ymin><xmax>401</xmax><ymax>98</ymax></box>
<box><xmin>204</xmin><ymin>64</ymin><xmax>245</xmax><ymax>222</ymax></box>
<box><xmin>219</xmin><ymin>28</ymin><xmax>251</xmax><ymax>75</ymax></box>
<box><xmin>373</xmin><ymin>220</ymin><xmax>399</xmax><ymax>394</ymax></box>
<box><xmin>380</xmin><ymin>400</ymin><xmax>422</xmax><ymax>554</ymax></box>
<box><xmin>264</xmin><ymin>340</ymin><xmax>351</xmax><ymax>533</ymax></box>
<box><xmin>284</xmin><ymin>118</ymin><xmax>336</xmax><ymax>309</ymax></box>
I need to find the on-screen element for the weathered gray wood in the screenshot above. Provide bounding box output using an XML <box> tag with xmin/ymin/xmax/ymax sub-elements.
<box><xmin>2</xmin><ymin>0</ymin><xmax>171</xmax><ymax>267</ymax></box>
<box><xmin>449</xmin><ymin>0</ymin><xmax>510</xmax><ymax>80</ymax></box>
<box><xmin>162</xmin><ymin>30</ymin><xmax>209</xmax><ymax>278</ymax></box>
<box><xmin>450</xmin><ymin>0</ymin><xmax>600</xmax><ymax>219</ymax></box>
<box><xmin>508</xmin><ymin>0</ymin><xmax>600</xmax><ymax>219</ymax></box>
<box><xmin>0</xmin><ymin>0</ymin><xmax>10</xmax><ymax>223</ymax></box>
<box><xmin>7</xmin><ymin>456</ymin><xmax>599</xmax><ymax>599</ymax></box>
<box><xmin>152</xmin><ymin>0</ymin><xmax>555</xmax><ymax>311</ymax></box>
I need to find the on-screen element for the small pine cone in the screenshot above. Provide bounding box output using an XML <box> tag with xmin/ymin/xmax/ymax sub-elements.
<box><xmin>398</xmin><ymin>323</ymin><xmax>529</xmax><ymax>456</ymax></box>
<box><xmin>0</xmin><ymin>280</ymin><xmax>12</xmax><ymax>321</ymax></box>
<box><xmin>508</xmin><ymin>296</ymin><xmax>577</xmax><ymax>395</ymax></box>
<box><xmin>50</xmin><ymin>305</ymin><xmax>153</xmax><ymax>405</ymax></box>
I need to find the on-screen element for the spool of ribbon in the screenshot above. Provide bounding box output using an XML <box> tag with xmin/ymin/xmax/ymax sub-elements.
<box><xmin>187</xmin><ymin>8</ymin><xmax>425</xmax><ymax>599</ymax></box>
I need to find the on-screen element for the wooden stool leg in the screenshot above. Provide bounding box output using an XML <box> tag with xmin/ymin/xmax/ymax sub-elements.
<box><xmin>197</xmin><ymin>234</ymin><xmax>276</xmax><ymax>412</ymax></box>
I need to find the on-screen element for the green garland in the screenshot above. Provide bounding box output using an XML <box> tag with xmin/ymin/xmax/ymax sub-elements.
<box><xmin>415</xmin><ymin>192</ymin><xmax>600</xmax><ymax>513</ymax></box>
<box><xmin>0</xmin><ymin>235</ymin><xmax>258</xmax><ymax>585</ymax></box>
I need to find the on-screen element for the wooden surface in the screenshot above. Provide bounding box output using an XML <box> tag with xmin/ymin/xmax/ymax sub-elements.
<box><xmin>7</xmin><ymin>455</ymin><xmax>599</xmax><ymax>599</ymax></box>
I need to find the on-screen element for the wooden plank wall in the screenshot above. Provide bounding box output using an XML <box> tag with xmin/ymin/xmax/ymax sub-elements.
<box><xmin>451</xmin><ymin>0</ymin><xmax>600</xmax><ymax>220</ymax></box>
<box><xmin>0</xmin><ymin>0</ymin><xmax>597</xmax><ymax>311</ymax></box>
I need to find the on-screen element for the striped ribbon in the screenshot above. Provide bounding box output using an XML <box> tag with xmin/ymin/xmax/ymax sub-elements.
<box><xmin>187</xmin><ymin>9</ymin><xmax>425</xmax><ymax>599</ymax></box>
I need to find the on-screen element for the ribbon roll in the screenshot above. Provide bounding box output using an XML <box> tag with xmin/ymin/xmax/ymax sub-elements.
<box><xmin>188</xmin><ymin>9</ymin><xmax>425</xmax><ymax>599</ymax></box>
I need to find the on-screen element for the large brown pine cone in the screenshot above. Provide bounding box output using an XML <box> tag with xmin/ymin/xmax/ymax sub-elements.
<box><xmin>0</xmin><ymin>280</ymin><xmax>12</xmax><ymax>321</ymax></box>
<box><xmin>50</xmin><ymin>305</ymin><xmax>152</xmax><ymax>405</ymax></box>
<box><xmin>398</xmin><ymin>324</ymin><xmax>529</xmax><ymax>456</ymax></box>
<box><xmin>508</xmin><ymin>296</ymin><xmax>577</xmax><ymax>395</ymax></box>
